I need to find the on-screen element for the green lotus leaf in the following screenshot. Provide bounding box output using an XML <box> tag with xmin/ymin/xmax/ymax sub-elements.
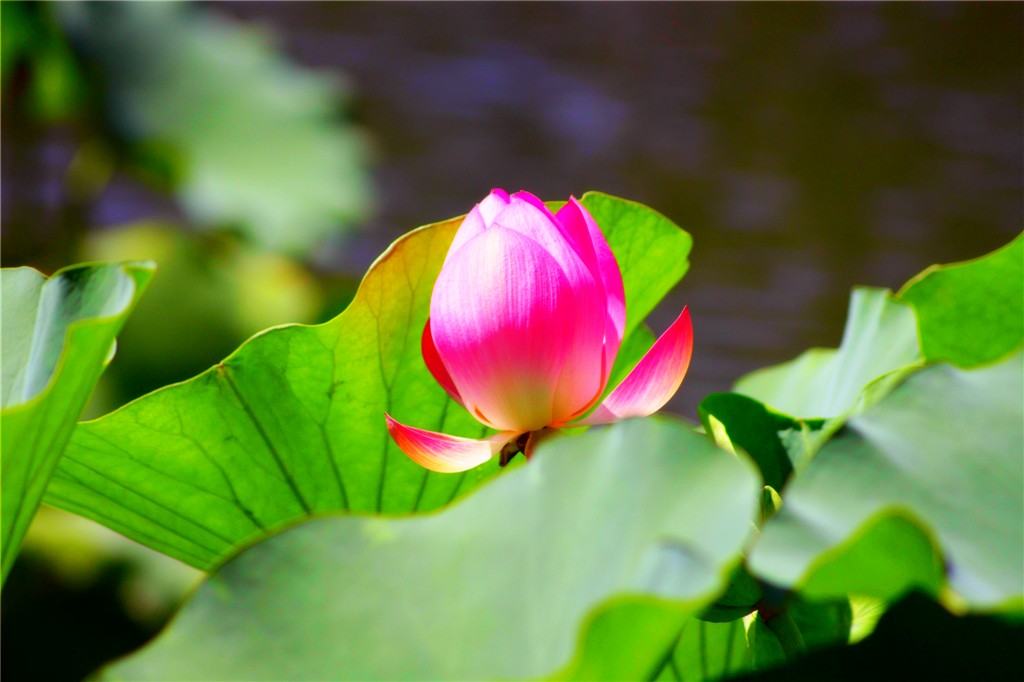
<box><xmin>734</xmin><ymin>288</ymin><xmax>921</xmax><ymax>420</ymax></box>
<box><xmin>749</xmin><ymin>351</ymin><xmax>1024</xmax><ymax>609</ymax></box>
<box><xmin>101</xmin><ymin>419</ymin><xmax>760</xmax><ymax>681</ymax></box>
<box><xmin>1</xmin><ymin>261</ymin><xmax>153</xmax><ymax>583</ymax></box>
<box><xmin>699</xmin><ymin>392</ymin><xmax>825</xmax><ymax>490</ymax></box>
<box><xmin>899</xmin><ymin>234</ymin><xmax>1024</xmax><ymax>367</ymax></box>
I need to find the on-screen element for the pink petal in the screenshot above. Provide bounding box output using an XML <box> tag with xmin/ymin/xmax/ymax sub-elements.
<box><xmin>446</xmin><ymin>189</ymin><xmax>512</xmax><ymax>263</ymax></box>
<box><xmin>480</xmin><ymin>188</ymin><xmax>511</xmax><ymax>220</ymax></box>
<box><xmin>493</xmin><ymin>193</ymin><xmax>576</xmax><ymax>263</ymax></box>
<box><xmin>575</xmin><ymin>307</ymin><xmax>693</xmax><ymax>426</ymax></box>
<box><xmin>556</xmin><ymin>198</ymin><xmax>626</xmax><ymax>388</ymax></box>
<box><xmin>385</xmin><ymin>414</ymin><xmax>508</xmax><ymax>473</ymax></box>
<box><xmin>421</xmin><ymin>318</ymin><xmax>464</xmax><ymax>407</ymax></box>
<box><xmin>430</xmin><ymin>226</ymin><xmax>577</xmax><ymax>431</ymax></box>
<box><xmin>493</xmin><ymin>194</ymin><xmax>609</xmax><ymax>420</ymax></box>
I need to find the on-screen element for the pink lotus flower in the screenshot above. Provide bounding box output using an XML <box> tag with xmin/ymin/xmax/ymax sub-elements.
<box><xmin>386</xmin><ymin>189</ymin><xmax>692</xmax><ymax>472</ymax></box>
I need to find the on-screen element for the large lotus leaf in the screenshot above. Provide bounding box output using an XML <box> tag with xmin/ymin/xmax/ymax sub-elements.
<box><xmin>45</xmin><ymin>192</ymin><xmax>693</xmax><ymax>570</ymax></box>
<box><xmin>749</xmin><ymin>351</ymin><xmax>1024</xmax><ymax>609</ymax></box>
<box><xmin>898</xmin><ymin>234</ymin><xmax>1023</xmax><ymax>368</ymax></box>
<box><xmin>734</xmin><ymin>288</ymin><xmax>921</xmax><ymax>419</ymax></box>
<box><xmin>100</xmin><ymin>419</ymin><xmax>760</xmax><ymax>681</ymax></box>
<box><xmin>55</xmin><ymin>2</ymin><xmax>371</xmax><ymax>255</ymax></box>
<box><xmin>1</xmin><ymin>261</ymin><xmax>153</xmax><ymax>583</ymax></box>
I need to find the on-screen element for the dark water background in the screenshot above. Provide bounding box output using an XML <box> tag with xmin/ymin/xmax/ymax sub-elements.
<box><xmin>1</xmin><ymin>4</ymin><xmax>1022</xmax><ymax>680</ymax></box>
<box><xmin>219</xmin><ymin>1</ymin><xmax>1022</xmax><ymax>417</ymax></box>
<box><xmin>5</xmin><ymin>2</ymin><xmax>1022</xmax><ymax>417</ymax></box>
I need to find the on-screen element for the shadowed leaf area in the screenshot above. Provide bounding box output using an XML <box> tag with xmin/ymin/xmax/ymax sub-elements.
<box><xmin>735</xmin><ymin>593</ymin><xmax>1024</xmax><ymax>681</ymax></box>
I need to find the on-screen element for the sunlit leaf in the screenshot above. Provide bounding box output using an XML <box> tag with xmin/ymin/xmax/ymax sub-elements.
<box><xmin>56</xmin><ymin>2</ymin><xmax>372</xmax><ymax>255</ymax></box>
<box><xmin>101</xmin><ymin>419</ymin><xmax>760</xmax><ymax>681</ymax></box>
<box><xmin>45</xmin><ymin>193</ymin><xmax>693</xmax><ymax>569</ymax></box>
<box><xmin>899</xmin><ymin>233</ymin><xmax>1024</xmax><ymax>367</ymax></box>
<box><xmin>734</xmin><ymin>288</ymin><xmax>921</xmax><ymax>419</ymax></box>
<box><xmin>749</xmin><ymin>352</ymin><xmax>1024</xmax><ymax>609</ymax></box>
<box><xmin>797</xmin><ymin>512</ymin><xmax>946</xmax><ymax>604</ymax></box>
<box><xmin>1</xmin><ymin>261</ymin><xmax>152</xmax><ymax>583</ymax></box>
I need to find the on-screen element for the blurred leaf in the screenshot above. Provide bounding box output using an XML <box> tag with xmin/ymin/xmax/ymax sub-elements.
<box><xmin>749</xmin><ymin>351</ymin><xmax>1024</xmax><ymax>609</ymax></box>
<box><xmin>0</xmin><ymin>1</ymin><xmax>31</xmax><ymax>88</ymax></box>
<box><xmin>1</xmin><ymin>1</ymin><xmax>87</xmax><ymax>120</ymax></box>
<box><xmin>798</xmin><ymin>512</ymin><xmax>946</xmax><ymax>604</ymax></box>
<box><xmin>1</xmin><ymin>261</ymin><xmax>152</xmax><ymax>583</ymax></box>
<box><xmin>788</xmin><ymin>597</ymin><xmax>852</xmax><ymax>651</ymax></box>
<box><xmin>659</xmin><ymin>618</ymin><xmax>751</xmax><ymax>681</ymax></box>
<box><xmin>740</xmin><ymin>597</ymin><xmax>852</xmax><ymax>675</ymax></box>
<box><xmin>734</xmin><ymin>288</ymin><xmax>921</xmax><ymax>419</ymax></box>
<box><xmin>646</xmin><ymin>596</ymin><xmax>851</xmax><ymax>680</ymax></box>
<box><xmin>56</xmin><ymin>2</ymin><xmax>372</xmax><ymax>255</ymax></box>
<box><xmin>100</xmin><ymin>419</ymin><xmax>760</xmax><ymax>681</ymax></box>
<box><xmin>899</xmin><ymin>234</ymin><xmax>1024</xmax><ymax>367</ymax></box>
<box><xmin>699</xmin><ymin>565</ymin><xmax>763</xmax><ymax>623</ymax></box>
<box><xmin>699</xmin><ymin>393</ymin><xmax>824</xmax><ymax>490</ymax></box>
<box><xmin>744</xmin><ymin>615</ymin><xmax>786</xmax><ymax>672</ymax></box>
<box><xmin>736</xmin><ymin>592</ymin><xmax>1024</xmax><ymax>681</ymax></box>
<box><xmin>45</xmin><ymin>193</ymin><xmax>694</xmax><ymax>569</ymax></box>
<box><xmin>83</xmin><ymin>222</ymin><xmax>323</xmax><ymax>404</ymax></box>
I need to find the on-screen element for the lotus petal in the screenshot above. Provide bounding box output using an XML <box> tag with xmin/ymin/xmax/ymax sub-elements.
<box><xmin>576</xmin><ymin>307</ymin><xmax>693</xmax><ymax>426</ymax></box>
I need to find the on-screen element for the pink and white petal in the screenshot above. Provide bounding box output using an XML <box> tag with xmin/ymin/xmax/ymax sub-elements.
<box><xmin>430</xmin><ymin>226</ymin><xmax>575</xmax><ymax>432</ymax></box>
<box><xmin>445</xmin><ymin>189</ymin><xmax>512</xmax><ymax>263</ymax></box>
<box><xmin>479</xmin><ymin>188</ymin><xmax>511</xmax><ymax>222</ymax></box>
<box><xmin>554</xmin><ymin>198</ymin><xmax>598</xmax><ymax>273</ymax></box>
<box><xmin>565</xmin><ymin>197</ymin><xmax>626</xmax><ymax>341</ymax></box>
<box><xmin>385</xmin><ymin>414</ymin><xmax>508</xmax><ymax>473</ymax></box>
<box><xmin>548</xmin><ymin>281</ymin><xmax>609</xmax><ymax>422</ymax></box>
<box><xmin>575</xmin><ymin>307</ymin><xmax>693</xmax><ymax>426</ymax></box>
<box><xmin>490</xmin><ymin>195</ymin><xmax>610</xmax><ymax>419</ymax></box>
<box><xmin>507</xmin><ymin>189</ymin><xmax>553</xmax><ymax>218</ymax></box>
<box><xmin>421</xmin><ymin>318</ymin><xmax>464</xmax><ymax>407</ymax></box>
<box><xmin>493</xmin><ymin>195</ymin><xmax>592</xmax><ymax>284</ymax></box>
<box><xmin>557</xmin><ymin>198</ymin><xmax>626</xmax><ymax>385</ymax></box>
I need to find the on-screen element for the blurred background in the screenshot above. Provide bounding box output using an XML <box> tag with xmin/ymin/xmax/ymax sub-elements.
<box><xmin>2</xmin><ymin>2</ymin><xmax>1021</xmax><ymax>680</ymax></box>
